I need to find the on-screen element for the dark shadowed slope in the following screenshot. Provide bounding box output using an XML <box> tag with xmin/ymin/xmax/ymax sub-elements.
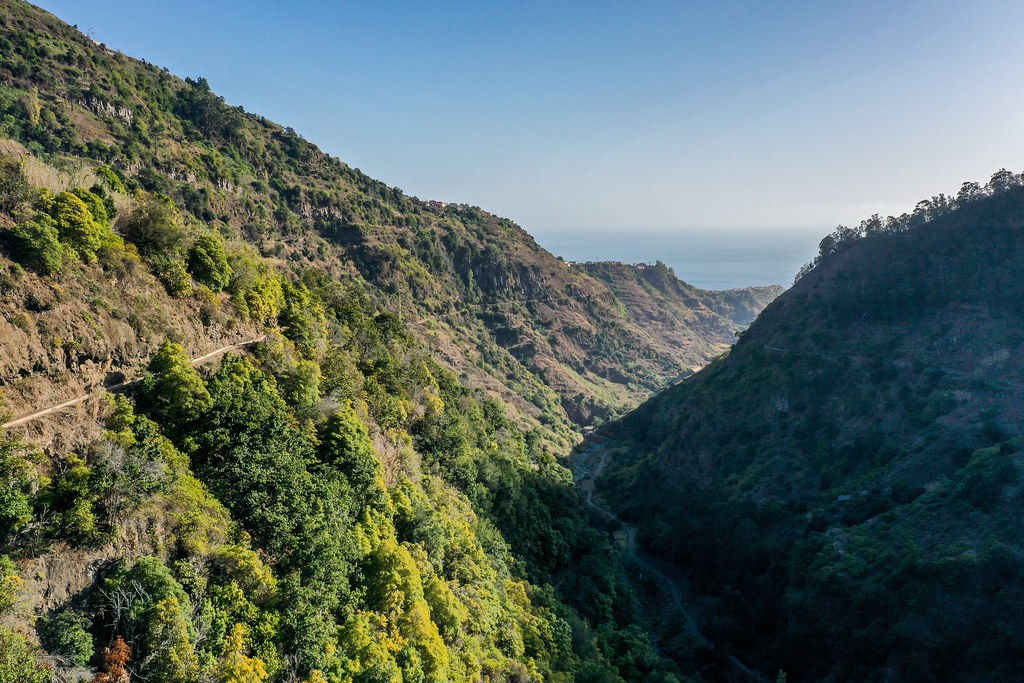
<box><xmin>594</xmin><ymin>175</ymin><xmax>1024</xmax><ymax>680</ymax></box>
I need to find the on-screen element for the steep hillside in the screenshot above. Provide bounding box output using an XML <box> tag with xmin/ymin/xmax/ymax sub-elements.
<box><xmin>0</xmin><ymin>123</ymin><xmax>691</xmax><ymax>681</ymax></box>
<box><xmin>594</xmin><ymin>173</ymin><xmax>1024</xmax><ymax>679</ymax></box>
<box><xmin>0</xmin><ymin>0</ymin><xmax>774</xmax><ymax>438</ymax></box>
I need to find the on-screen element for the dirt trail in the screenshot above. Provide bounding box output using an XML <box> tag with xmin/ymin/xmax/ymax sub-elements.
<box><xmin>2</xmin><ymin>336</ymin><xmax>266</xmax><ymax>429</ymax></box>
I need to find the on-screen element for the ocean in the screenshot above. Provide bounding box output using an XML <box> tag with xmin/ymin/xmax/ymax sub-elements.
<box><xmin>532</xmin><ymin>227</ymin><xmax>825</xmax><ymax>291</ymax></box>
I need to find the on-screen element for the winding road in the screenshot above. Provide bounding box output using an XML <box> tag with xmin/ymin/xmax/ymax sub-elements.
<box><xmin>575</xmin><ymin>441</ymin><xmax>709</xmax><ymax>646</ymax></box>
<box><xmin>575</xmin><ymin>441</ymin><xmax>766</xmax><ymax>681</ymax></box>
<box><xmin>1</xmin><ymin>336</ymin><xmax>266</xmax><ymax>429</ymax></box>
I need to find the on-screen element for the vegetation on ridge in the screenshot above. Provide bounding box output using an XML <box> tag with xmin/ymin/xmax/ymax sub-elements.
<box><xmin>0</xmin><ymin>0</ymin><xmax>775</xmax><ymax>436</ymax></box>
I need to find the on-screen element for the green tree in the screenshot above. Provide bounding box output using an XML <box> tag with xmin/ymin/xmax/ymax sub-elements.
<box><xmin>38</xmin><ymin>608</ymin><xmax>93</xmax><ymax>667</ymax></box>
<box><xmin>102</xmin><ymin>557</ymin><xmax>198</xmax><ymax>681</ymax></box>
<box><xmin>0</xmin><ymin>555</ymin><xmax>21</xmax><ymax>614</ymax></box>
<box><xmin>141</xmin><ymin>341</ymin><xmax>211</xmax><ymax>427</ymax></box>
<box><xmin>318</xmin><ymin>406</ymin><xmax>382</xmax><ymax>510</ymax></box>
<box><xmin>0</xmin><ymin>433</ymin><xmax>40</xmax><ymax>539</ymax></box>
<box><xmin>50</xmin><ymin>191</ymin><xmax>107</xmax><ymax>261</ymax></box>
<box><xmin>0</xmin><ymin>157</ymin><xmax>32</xmax><ymax>216</ymax></box>
<box><xmin>213</xmin><ymin>624</ymin><xmax>269</xmax><ymax>683</ymax></box>
<box><xmin>120</xmin><ymin>194</ymin><xmax>188</xmax><ymax>258</ymax></box>
<box><xmin>227</xmin><ymin>247</ymin><xmax>283</xmax><ymax>322</ymax></box>
<box><xmin>279</xmin><ymin>281</ymin><xmax>328</xmax><ymax>358</ymax></box>
<box><xmin>188</xmin><ymin>231</ymin><xmax>232</xmax><ymax>291</ymax></box>
<box><xmin>9</xmin><ymin>212</ymin><xmax>63</xmax><ymax>274</ymax></box>
<box><xmin>0</xmin><ymin>627</ymin><xmax>52</xmax><ymax>683</ymax></box>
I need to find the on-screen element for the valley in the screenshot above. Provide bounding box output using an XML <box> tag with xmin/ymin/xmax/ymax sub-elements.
<box><xmin>2</xmin><ymin>1</ymin><xmax>1022</xmax><ymax>682</ymax></box>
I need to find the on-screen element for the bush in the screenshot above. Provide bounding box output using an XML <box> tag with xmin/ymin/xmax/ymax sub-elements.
<box><xmin>0</xmin><ymin>435</ymin><xmax>39</xmax><ymax>539</ymax></box>
<box><xmin>279</xmin><ymin>281</ymin><xmax>328</xmax><ymax>358</ymax></box>
<box><xmin>0</xmin><ymin>627</ymin><xmax>52</xmax><ymax>683</ymax></box>
<box><xmin>227</xmin><ymin>247</ymin><xmax>282</xmax><ymax>322</ymax></box>
<box><xmin>38</xmin><ymin>608</ymin><xmax>93</xmax><ymax>667</ymax></box>
<box><xmin>0</xmin><ymin>157</ymin><xmax>33</xmax><ymax>216</ymax></box>
<box><xmin>152</xmin><ymin>254</ymin><xmax>193</xmax><ymax>297</ymax></box>
<box><xmin>50</xmin><ymin>191</ymin><xmax>108</xmax><ymax>261</ymax></box>
<box><xmin>187</xmin><ymin>231</ymin><xmax>232</xmax><ymax>291</ymax></box>
<box><xmin>120</xmin><ymin>194</ymin><xmax>188</xmax><ymax>258</ymax></box>
<box><xmin>95</xmin><ymin>165</ymin><xmax>127</xmax><ymax>195</ymax></box>
<box><xmin>101</xmin><ymin>557</ymin><xmax>197</xmax><ymax>681</ymax></box>
<box><xmin>141</xmin><ymin>341</ymin><xmax>211</xmax><ymax>427</ymax></box>
<box><xmin>0</xmin><ymin>555</ymin><xmax>21</xmax><ymax>613</ymax></box>
<box><xmin>8</xmin><ymin>212</ymin><xmax>63</xmax><ymax>274</ymax></box>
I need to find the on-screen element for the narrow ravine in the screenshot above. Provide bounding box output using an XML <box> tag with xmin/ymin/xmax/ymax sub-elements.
<box><xmin>574</xmin><ymin>439</ymin><xmax>766</xmax><ymax>681</ymax></box>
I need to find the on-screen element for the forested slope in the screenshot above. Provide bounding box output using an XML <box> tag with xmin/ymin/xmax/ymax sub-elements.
<box><xmin>596</xmin><ymin>173</ymin><xmax>1024</xmax><ymax>680</ymax></box>
<box><xmin>0</xmin><ymin>135</ymin><xmax>688</xmax><ymax>681</ymax></box>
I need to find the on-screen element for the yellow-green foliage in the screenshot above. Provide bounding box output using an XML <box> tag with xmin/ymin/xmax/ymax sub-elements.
<box><xmin>213</xmin><ymin>624</ymin><xmax>269</xmax><ymax>683</ymax></box>
<box><xmin>95</xmin><ymin>165</ymin><xmax>127</xmax><ymax>195</ymax></box>
<box><xmin>0</xmin><ymin>555</ymin><xmax>22</xmax><ymax>614</ymax></box>
<box><xmin>0</xmin><ymin>627</ymin><xmax>52</xmax><ymax>683</ymax></box>
<box><xmin>9</xmin><ymin>210</ymin><xmax>62</xmax><ymax>273</ymax></box>
<box><xmin>188</xmin><ymin>230</ymin><xmax>232</xmax><ymax>291</ymax></box>
<box><xmin>141</xmin><ymin>341</ymin><xmax>212</xmax><ymax>426</ymax></box>
<box><xmin>49</xmin><ymin>190</ymin><xmax>113</xmax><ymax>261</ymax></box>
<box><xmin>227</xmin><ymin>246</ymin><xmax>283</xmax><ymax>321</ymax></box>
<box><xmin>279</xmin><ymin>280</ymin><xmax>328</xmax><ymax>358</ymax></box>
<box><xmin>0</xmin><ymin>430</ymin><xmax>47</xmax><ymax>538</ymax></box>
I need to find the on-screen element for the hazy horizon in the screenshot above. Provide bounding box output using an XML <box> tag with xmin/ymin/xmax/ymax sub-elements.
<box><xmin>534</xmin><ymin>225</ymin><xmax>823</xmax><ymax>290</ymax></box>
<box><xmin>35</xmin><ymin>1</ymin><xmax>1024</xmax><ymax>234</ymax></box>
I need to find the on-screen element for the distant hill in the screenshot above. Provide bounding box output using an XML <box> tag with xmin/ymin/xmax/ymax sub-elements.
<box><xmin>577</xmin><ymin>260</ymin><xmax>781</xmax><ymax>377</ymax></box>
<box><xmin>595</xmin><ymin>173</ymin><xmax>1024</xmax><ymax>679</ymax></box>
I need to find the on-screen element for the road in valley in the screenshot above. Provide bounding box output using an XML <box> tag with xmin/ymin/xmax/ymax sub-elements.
<box><xmin>574</xmin><ymin>440</ymin><xmax>765</xmax><ymax>681</ymax></box>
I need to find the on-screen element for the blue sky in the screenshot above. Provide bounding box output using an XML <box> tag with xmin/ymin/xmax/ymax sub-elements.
<box><xmin>35</xmin><ymin>1</ymin><xmax>1024</xmax><ymax>234</ymax></box>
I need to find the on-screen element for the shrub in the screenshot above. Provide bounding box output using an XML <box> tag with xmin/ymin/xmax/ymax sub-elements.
<box><xmin>102</xmin><ymin>558</ymin><xmax>197</xmax><ymax>681</ymax></box>
<box><xmin>0</xmin><ymin>157</ymin><xmax>33</xmax><ymax>216</ymax></box>
<box><xmin>141</xmin><ymin>341</ymin><xmax>211</xmax><ymax>427</ymax></box>
<box><xmin>120</xmin><ymin>194</ymin><xmax>188</xmax><ymax>258</ymax></box>
<box><xmin>69</xmin><ymin>187</ymin><xmax>110</xmax><ymax>228</ymax></box>
<box><xmin>227</xmin><ymin>247</ymin><xmax>282</xmax><ymax>322</ymax></box>
<box><xmin>0</xmin><ymin>627</ymin><xmax>52</xmax><ymax>683</ymax></box>
<box><xmin>187</xmin><ymin>231</ymin><xmax>232</xmax><ymax>291</ymax></box>
<box><xmin>38</xmin><ymin>608</ymin><xmax>93</xmax><ymax>667</ymax></box>
<box><xmin>95</xmin><ymin>165</ymin><xmax>127</xmax><ymax>195</ymax></box>
<box><xmin>50</xmin><ymin>191</ymin><xmax>107</xmax><ymax>261</ymax></box>
<box><xmin>279</xmin><ymin>281</ymin><xmax>328</xmax><ymax>358</ymax></box>
<box><xmin>0</xmin><ymin>555</ymin><xmax>22</xmax><ymax>613</ymax></box>
<box><xmin>0</xmin><ymin>435</ymin><xmax>40</xmax><ymax>539</ymax></box>
<box><xmin>151</xmin><ymin>254</ymin><xmax>193</xmax><ymax>297</ymax></box>
<box><xmin>8</xmin><ymin>212</ymin><xmax>63</xmax><ymax>274</ymax></box>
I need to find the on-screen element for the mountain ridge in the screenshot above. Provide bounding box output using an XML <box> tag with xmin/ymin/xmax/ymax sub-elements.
<box><xmin>0</xmin><ymin>0</ymin><xmax>778</xmax><ymax>443</ymax></box>
<box><xmin>593</xmin><ymin>172</ymin><xmax>1024</xmax><ymax>679</ymax></box>
<box><xmin>0</xmin><ymin>2</ymin><xmax>781</xmax><ymax>680</ymax></box>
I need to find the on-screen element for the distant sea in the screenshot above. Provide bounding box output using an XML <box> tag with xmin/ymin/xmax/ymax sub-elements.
<box><xmin>533</xmin><ymin>227</ymin><xmax>825</xmax><ymax>291</ymax></box>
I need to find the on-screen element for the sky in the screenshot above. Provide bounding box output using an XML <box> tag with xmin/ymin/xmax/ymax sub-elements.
<box><xmin>34</xmin><ymin>0</ymin><xmax>1024</xmax><ymax>236</ymax></box>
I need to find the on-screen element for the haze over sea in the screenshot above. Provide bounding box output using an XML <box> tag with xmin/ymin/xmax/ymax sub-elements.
<box><xmin>534</xmin><ymin>227</ymin><xmax>824</xmax><ymax>291</ymax></box>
